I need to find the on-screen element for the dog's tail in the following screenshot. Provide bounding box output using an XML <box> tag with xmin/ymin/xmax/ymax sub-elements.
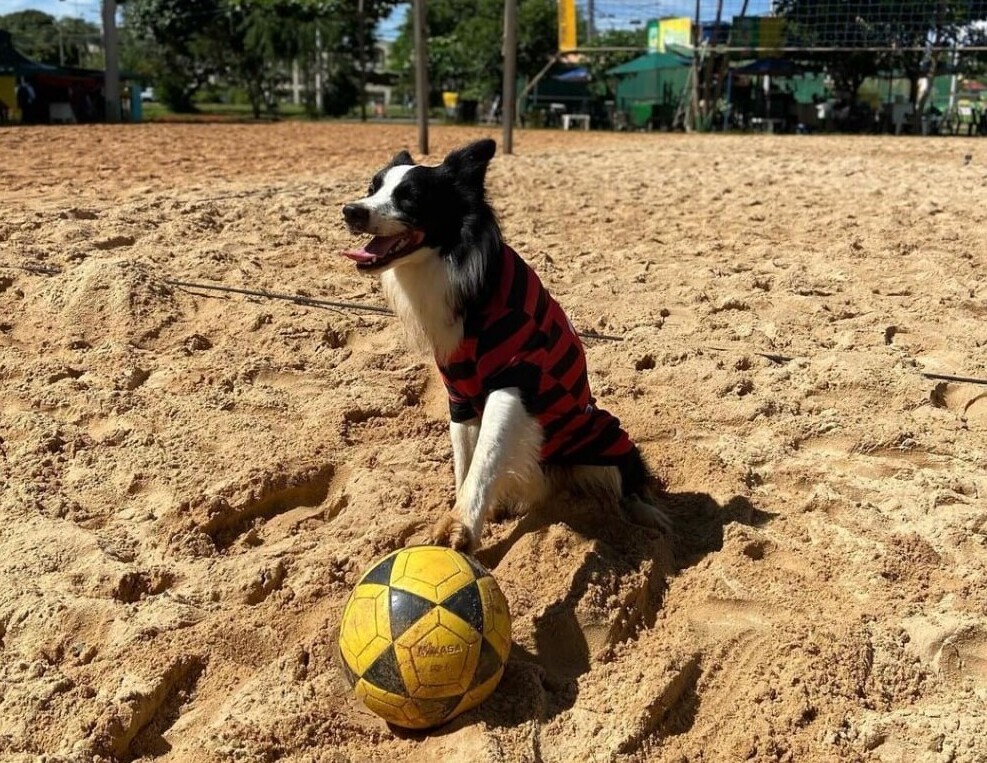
<box><xmin>619</xmin><ymin>447</ymin><xmax>671</xmax><ymax>533</ymax></box>
<box><xmin>618</xmin><ymin>446</ymin><xmax>666</xmax><ymax>499</ymax></box>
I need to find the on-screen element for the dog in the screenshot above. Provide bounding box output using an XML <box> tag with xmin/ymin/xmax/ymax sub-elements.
<box><xmin>341</xmin><ymin>138</ymin><xmax>668</xmax><ymax>551</ymax></box>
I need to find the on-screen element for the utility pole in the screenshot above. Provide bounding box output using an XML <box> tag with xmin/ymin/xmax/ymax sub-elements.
<box><xmin>587</xmin><ymin>0</ymin><xmax>595</xmax><ymax>43</ymax></box>
<box><xmin>413</xmin><ymin>0</ymin><xmax>429</xmax><ymax>154</ymax></box>
<box><xmin>315</xmin><ymin>27</ymin><xmax>323</xmax><ymax>114</ymax></box>
<box><xmin>502</xmin><ymin>0</ymin><xmax>517</xmax><ymax>154</ymax></box>
<box><xmin>102</xmin><ymin>0</ymin><xmax>121</xmax><ymax>122</ymax></box>
<box><xmin>357</xmin><ymin>0</ymin><xmax>367</xmax><ymax>122</ymax></box>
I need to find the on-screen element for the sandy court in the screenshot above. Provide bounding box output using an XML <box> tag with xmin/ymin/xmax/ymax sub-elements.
<box><xmin>1</xmin><ymin>121</ymin><xmax>986</xmax><ymax>762</ymax></box>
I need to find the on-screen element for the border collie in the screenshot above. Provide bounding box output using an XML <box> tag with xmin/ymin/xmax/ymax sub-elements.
<box><xmin>341</xmin><ymin>139</ymin><xmax>668</xmax><ymax>551</ymax></box>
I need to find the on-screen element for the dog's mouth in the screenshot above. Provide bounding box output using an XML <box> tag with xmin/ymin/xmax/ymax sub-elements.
<box><xmin>341</xmin><ymin>230</ymin><xmax>426</xmax><ymax>270</ymax></box>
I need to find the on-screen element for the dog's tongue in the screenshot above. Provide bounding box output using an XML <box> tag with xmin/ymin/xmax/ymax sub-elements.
<box><xmin>341</xmin><ymin>234</ymin><xmax>403</xmax><ymax>263</ymax></box>
<box><xmin>342</xmin><ymin>231</ymin><xmax>426</xmax><ymax>263</ymax></box>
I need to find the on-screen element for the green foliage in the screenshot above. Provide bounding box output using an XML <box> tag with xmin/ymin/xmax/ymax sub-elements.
<box><xmin>775</xmin><ymin>1</ymin><xmax>987</xmax><ymax>99</ymax></box>
<box><xmin>124</xmin><ymin>0</ymin><xmax>399</xmax><ymax>117</ymax></box>
<box><xmin>0</xmin><ymin>10</ymin><xmax>101</xmax><ymax>68</ymax></box>
<box><xmin>774</xmin><ymin>0</ymin><xmax>987</xmax><ymax>122</ymax></box>
<box><xmin>391</xmin><ymin>0</ymin><xmax>557</xmax><ymax>100</ymax></box>
<box><xmin>581</xmin><ymin>28</ymin><xmax>647</xmax><ymax>97</ymax></box>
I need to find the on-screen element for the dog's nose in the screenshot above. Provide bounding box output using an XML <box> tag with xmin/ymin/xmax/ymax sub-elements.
<box><xmin>343</xmin><ymin>204</ymin><xmax>369</xmax><ymax>227</ymax></box>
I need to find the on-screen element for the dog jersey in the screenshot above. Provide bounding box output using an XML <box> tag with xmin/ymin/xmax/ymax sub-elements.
<box><xmin>439</xmin><ymin>245</ymin><xmax>635</xmax><ymax>467</ymax></box>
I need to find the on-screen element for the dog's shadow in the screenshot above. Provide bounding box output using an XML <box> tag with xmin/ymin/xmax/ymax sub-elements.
<box><xmin>443</xmin><ymin>488</ymin><xmax>773</xmax><ymax>731</ymax></box>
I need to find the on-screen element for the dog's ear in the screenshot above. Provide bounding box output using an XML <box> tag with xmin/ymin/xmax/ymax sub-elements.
<box><xmin>442</xmin><ymin>139</ymin><xmax>496</xmax><ymax>183</ymax></box>
<box><xmin>387</xmin><ymin>149</ymin><xmax>415</xmax><ymax>169</ymax></box>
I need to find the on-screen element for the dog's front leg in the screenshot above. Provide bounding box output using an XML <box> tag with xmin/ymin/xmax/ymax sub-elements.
<box><xmin>450</xmin><ymin>419</ymin><xmax>480</xmax><ymax>494</ymax></box>
<box><xmin>432</xmin><ymin>388</ymin><xmax>541</xmax><ymax>552</ymax></box>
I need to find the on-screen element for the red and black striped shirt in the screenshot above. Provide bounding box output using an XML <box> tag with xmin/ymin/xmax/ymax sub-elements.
<box><xmin>439</xmin><ymin>245</ymin><xmax>634</xmax><ymax>467</ymax></box>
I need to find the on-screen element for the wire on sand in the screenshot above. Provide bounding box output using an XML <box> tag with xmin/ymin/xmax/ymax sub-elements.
<box><xmin>6</xmin><ymin>262</ymin><xmax>987</xmax><ymax>381</ymax></box>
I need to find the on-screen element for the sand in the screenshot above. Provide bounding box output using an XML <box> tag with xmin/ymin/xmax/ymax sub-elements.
<box><xmin>1</xmin><ymin>122</ymin><xmax>986</xmax><ymax>763</ymax></box>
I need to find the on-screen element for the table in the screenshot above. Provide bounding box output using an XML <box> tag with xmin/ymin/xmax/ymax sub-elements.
<box><xmin>562</xmin><ymin>114</ymin><xmax>590</xmax><ymax>131</ymax></box>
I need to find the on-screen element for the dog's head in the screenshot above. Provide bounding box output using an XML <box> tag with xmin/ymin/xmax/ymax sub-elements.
<box><xmin>341</xmin><ymin>139</ymin><xmax>497</xmax><ymax>271</ymax></box>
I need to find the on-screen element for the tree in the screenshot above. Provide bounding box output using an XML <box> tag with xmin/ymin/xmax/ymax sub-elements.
<box><xmin>123</xmin><ymin>0</ymin><xmax>228</xmax><ymax>112</ymax></box>
<box><xmin>581</xmin><ymin>28</ymin><xmax>647</xmax><ymax>99</ymax></box>
<box><xmin>123</xmin><ymin>0</ymin><xmax>398</xmax><ymax>117</ymax></box>
<box><xmin>775</xmin><ymin>0</ymin><xmax>987</xmax><ymax>115</ymax></box>
<box><xmin>0</xmin><ymin>10</ymin><xmax>101</xmax><ymax>68</ymax></box>
<box><xmin>390</xmin><ymin>0</ymin><xmax>557</xmax><ymax>105</ymax></box>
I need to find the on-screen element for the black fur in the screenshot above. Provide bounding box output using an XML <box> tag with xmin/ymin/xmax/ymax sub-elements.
<box><xmin>373</xmin><ymin>140</ymin><xmax>503</xmax><ymax>313</ymax></box>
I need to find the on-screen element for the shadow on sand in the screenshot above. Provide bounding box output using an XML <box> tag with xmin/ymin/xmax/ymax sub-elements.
<box><xmin>424</xmin><ymin>488</ymin><xmax>775</xmax><ymax>733</ymax></box>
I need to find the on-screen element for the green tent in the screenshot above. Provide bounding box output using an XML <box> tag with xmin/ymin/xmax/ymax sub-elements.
<box><xmin>607</xmin><ymin>52</ymin><xmax>690</xmax><ymax>77</ymax></box>
<box><xmin>607</xmin><ymin>52</ymin><xmax>691</xmax><ymax>129</ymax></box>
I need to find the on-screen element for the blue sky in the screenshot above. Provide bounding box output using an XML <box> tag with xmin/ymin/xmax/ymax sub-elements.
<box><xmin>5</xmin><ymin>1</ymin><xmax>409</xmax><ymax>38</ymax></box>
<box><xmin>4</xmin><ymin>0</ymin><xmax>775</xmax><ymax>41</ymax></box>
<box><xmin>4</xmin><ymin>0</ymin><xmax>103</xmax><ymax>23</ymax></box>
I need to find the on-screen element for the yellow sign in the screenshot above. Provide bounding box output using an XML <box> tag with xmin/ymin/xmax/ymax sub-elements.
<box><xmin>658</xmin><ymin>17</ymin><xmax>691</xmax><ymax>53</ymax></box>
<box><xmin>558</xmin><ymin>0</ymin><xmax>577</xmax><ymax>52</ymax></box>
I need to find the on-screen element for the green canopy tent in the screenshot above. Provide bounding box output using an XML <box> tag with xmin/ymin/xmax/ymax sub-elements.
<box><xmin>607</xmin><ymin>52</ymin><xmax>691</xmax><ymax>129</ymax></box>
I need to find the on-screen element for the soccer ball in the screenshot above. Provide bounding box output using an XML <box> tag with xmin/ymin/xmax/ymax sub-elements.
<box><xmin>337</xmin><ymin>545</ymin><xmax>512</xmax><ymax>729</ymax></box>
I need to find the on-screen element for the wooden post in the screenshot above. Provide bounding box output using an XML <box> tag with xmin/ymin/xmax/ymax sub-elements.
<box><xmin>502</xmin><ymin>0</ymin><xmax>518</xmax><ymax>154</ymax></box>
<box><xmin>688</xmin><ymin>0</ymin><xmax>701</xmax><ymax>132</ymax></box>
<box><xmin>102</xmin><ymin>0</ymin><xmax>121</xmax><ymax>123</ymax></box>
<box><xmin>413</xmin><ymin>0</ymin><xmax>429</xmax><ymax>154</ymax></box>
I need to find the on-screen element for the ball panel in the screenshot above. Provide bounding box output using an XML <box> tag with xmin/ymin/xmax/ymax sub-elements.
<box><xmin>356</xmin><ymin>679</ymin><xmax>465</xmax><ymax>730</ymax></box>
<box><xmin>355</xmin><ymin>679</ymin><xmax>417</xmax><ymax>728</ymax></box>
<box><xmin>358</xmin><ymin>549</ymin><xmax>400</xmax><ymax>587</ymax></box>
<box><xmin>388</xmin><ymin>587</ymin><xmax>435</xmax><ymax>641</ymax></box>
<box><xmin>464</xmin><ymin>553</ymin><xmax>492</xmax><ymax>580</ymax></box>
<box><xmin>394</xmin><ymin>607</ymin><xmax>481</xmax><ymax>698</ymax></box>
<box><xmin>470</xmin><ymin>636</ymin><xmax>505</xmax><ymax>690</ymax></box>
<box><xmin>440</xmin><ymin>580</ymin><xmax>484</xmax><ymax>635</ymax></box>
<box><xmin>389</xmin><ymin>546</ymin><xmax>476</xmax><ymax>603</ymax></box>
<box><xmin>476</xmin><ymin>575</ymin><xmax>512</xmax><ymax>662</ymax></box>
<box><xmin>361</xmin><ymin>644</ymin><xmax>407</xmax><ymax>697</ymax></box>
<box><xmin>339</xmin><ymin>582</ymin><xmax>392</xmax><ymax>675</ymax></box>
<box><xmin>449</xmin><ymin>665</ymin><xmax>505</xmax><ymax>721</ymax></box>
<box><xmin>338</xmin><ymin>645</ymin><xmax>359</xmax><ymax>689</ymax></box>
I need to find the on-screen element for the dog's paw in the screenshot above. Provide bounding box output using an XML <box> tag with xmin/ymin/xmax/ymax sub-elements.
<box><xmin>430</xmin><ymin>513</ymin><xmax>475</xmax><ymax>552</ymax></box>
<box><xmin>622</xmin><ymin>494</ymin><xmax>673</xmax><ymax>534</ymax></box>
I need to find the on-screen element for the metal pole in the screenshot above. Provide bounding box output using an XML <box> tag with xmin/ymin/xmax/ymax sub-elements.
<box><xmin>315</xmin><ymin>28</ymin><xmax>324</xmax><ymax>114</ymax></box>
<box><xmin>502</xmin><ymin>0</ymin><xmax>518</xmax><ymax>153</ymax></box>
<box><xmin>102</xmin><ymin>0</ymin><xmax>121</xmax><ymax>123</ymax></box>
<box><xmin>357</xmin><ymin>0</ymin><xmax>367</xmax><ymax>122</ymax></box>
<box><xmin>413</xmin><ymin>0</ymin><xmax>429</xmax><ymax>154</ymax></box>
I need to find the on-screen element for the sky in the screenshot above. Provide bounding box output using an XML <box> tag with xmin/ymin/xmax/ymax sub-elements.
<box><xmin>3</xmin><ymin>0</ymin><xmax>776</xmax><ymax>41</ymax></box>
<box><xmin>4</xmin><ymin>0</ymin><xmax>103</xmax><ymax>23</ymax></box>
<box><xmin>4</xmin><ymin>0</ymin><xmax>409</xmax><ymax>38</ymax></box>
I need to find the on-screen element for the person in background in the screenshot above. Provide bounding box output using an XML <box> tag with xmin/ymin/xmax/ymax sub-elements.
<box><xmin>16</xmin><ymin>78</ymin><xmax>36</xmax><ymax>124</ymax></box>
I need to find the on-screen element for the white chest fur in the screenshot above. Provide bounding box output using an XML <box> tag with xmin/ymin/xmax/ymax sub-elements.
<box><xmin>381</xmin><ymin>253</ymin><xmax>464</xmax><ymax>363</ymax></box>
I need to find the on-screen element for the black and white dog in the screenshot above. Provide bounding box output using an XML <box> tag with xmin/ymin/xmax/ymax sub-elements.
<box><xmin>342</xmin><ymin>139</ymin><xmax>668</xmax><ymax>551</ymax></box>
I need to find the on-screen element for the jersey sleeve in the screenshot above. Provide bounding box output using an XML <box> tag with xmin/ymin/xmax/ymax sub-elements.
<box><xmin>443</xmin><ymin>378</ymin><xmax>479</xmax><ymax>423</ymax></box>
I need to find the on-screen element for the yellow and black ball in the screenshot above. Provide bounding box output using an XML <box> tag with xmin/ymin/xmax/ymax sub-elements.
<box><xmin>338</xmin><ymin>545</ymin><xmax>512</xmax><ymax>729</ymax></box>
